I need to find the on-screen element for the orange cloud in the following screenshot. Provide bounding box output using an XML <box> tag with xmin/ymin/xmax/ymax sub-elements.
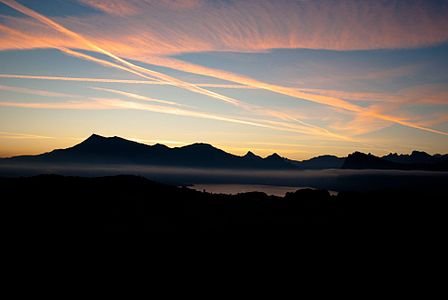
<box><xmin>0</xmin><ymin>131</ymin><xmax>54</xmax><ymax>139</ymax></box>
<box><xmin>138</xmin><ymin>55</ymin><xmax>448</xmax><ymax>136</ymax></box>
<box><xmin>300</xmin><ymin>85</ymin><xmax>448</xmax><ymax>105</ymax></box>
<box><xmin>73</xmin><ymin>0</ymin><xmax>448</xmax><ymax>52</ymax></box>
<box><xmin>2</xmin><ymin>0</ymin><xmax>448</xmax><ymax>54</ymax></box>
<box><xmin>78</xmin><ymin>0</ymin><xmax>139</xmax><ymax>17</ymax></box>
<box><xmin>93</xmin><ymin>91</ymin><xmax>351</xmax><ymax>141</ymax></box>
<box><xmin>1</xmin><ymin>0</ymin><xmax>447</xmax><ymax>138</ymax></box>
<box><xmin>54</xmin><ymin>48</ymin><xmax>345</xmax><ymax>139</ymax></box>
<box><xmin>0</xmin><ymin>98</ymin><xmax>305</xmax><ymax>135</ymax></box>
<box><xmin>79</xmin><ymin>0</ymin><xmax>203</xmax><ymax>16</ymax></box>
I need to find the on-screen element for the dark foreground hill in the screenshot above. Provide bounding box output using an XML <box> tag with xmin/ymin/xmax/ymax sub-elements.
<box><xmin>1</xmin><ymin>175</ymin><xmax>445</xmax><ymax>233</ymax></box>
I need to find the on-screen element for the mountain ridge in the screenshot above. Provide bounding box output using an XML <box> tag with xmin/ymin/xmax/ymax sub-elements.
<box><xmin>2</xmin><ymin>134</ymin><xmax>447</xmax><ymax>171</ymax></box>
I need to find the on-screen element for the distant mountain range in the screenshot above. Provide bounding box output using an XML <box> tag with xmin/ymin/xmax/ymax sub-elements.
<box><xmin>2</xmin><ymin>134</ymin><xmax>447</xmax><ymax>171</ymax></box>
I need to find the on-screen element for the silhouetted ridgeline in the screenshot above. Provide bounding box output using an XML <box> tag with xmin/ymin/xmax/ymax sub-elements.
<box><xmin>1</xmin><ymin>175</ymin><xmax>445</xmax><ymax>233</ymax></box>
<box><xmin>2</xmin><ymin>134</ymin><xmax>447</xmax><ymax>171</ymax></box>
<box><xmin>342</xmin><ymin>152</ymin><xmax>448</xmax><ymax>171</ymax></box>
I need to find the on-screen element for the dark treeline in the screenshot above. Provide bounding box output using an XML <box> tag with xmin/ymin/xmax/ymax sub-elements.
<box><xmin>1</xmin><ymin>175</ymin><xmax>446</xmax><ymax>233</ymax></box>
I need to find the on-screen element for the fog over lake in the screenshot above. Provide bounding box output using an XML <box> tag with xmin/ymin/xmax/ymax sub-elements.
<box><xmin>1</xmin><ymin>163</ymin><xmax>447</xmax><ymax>192</ymax></box>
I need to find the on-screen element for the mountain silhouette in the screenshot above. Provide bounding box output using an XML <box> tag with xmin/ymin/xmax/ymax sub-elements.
<box><xmin>343</xmin><ymin>152</ymin><xmax>401</xmax><ymax>169</ymax></box>
<box><xmin>289</xmin><ymin>155</ymin><xmax>345</xmax><ymax>169</ymax></box>
<box><xmin>2</xmin><ymin>134</ymin><xmax>447</xmax><ymax>171</ymax></box>
<box><xmin>382</xmin><ymin>150</ymin><xmax>448</xmax><ymax>165</ymax></box>
<box><xmin>343</xmin><ymin>151</ymin><xmax>448</xmax><ymax>171</ymax></box>
<box><xmin>6</xmin><ymin>134</ymin><xmax>294</xmax><ymax>169</ymax></box>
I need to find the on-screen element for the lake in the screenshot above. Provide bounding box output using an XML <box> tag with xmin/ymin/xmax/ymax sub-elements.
<box><xmin>191</xmin><ymin>184</ymin><xmax>338</xmax><ymax>197</ymax></box>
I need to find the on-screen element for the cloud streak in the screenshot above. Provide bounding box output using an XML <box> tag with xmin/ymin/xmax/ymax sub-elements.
<box><xmin>141</xmin><ymin>56</ymin><xmax>448</xmax><ymax>136</ymax></box>
<box><xmin>76</xmin><ymin>0</ymin><xmax>448</xmax><ymax>52</ymax></box>
<box><xmin>0</xmin><ymin>100</ymin><xmax>109</xmax><ymax>110</ymax></box>
<box><xmin>0</xmin><ymin>84</ymin><xmax>74</xmax><ymax>98</ymax></box>
<box><xmin>2</xmin><ymin>1</ymin><xmax>447</xmax><ymax>54</ymax></box>
<box><xmin>0</xmin><ymin>98</ymin><xmax>304</xmax><ymax>135</ymax></box>
<box><xmin>55</xmin><ymin>47</ymin><xmax>331</xmax><ymax>129</ymax></box>
<box><xmin>1</xmin><ymin>0</ymin><xmax>447</xmax><ymax>139</ymax></box>
<box><xmin>92</xmin><ymin>87</ymin><xmax>184</xmax><ymax>107</ymax></box>
<box><xmin>1</xmin><ymin>0</ymin><xmax>248</xmax><ymax>109</ymax></box>
<box><xmin>0</xmin><ymin>131</ymin><xmax>55</xmax><ymax>139</ymax></box>
<box><xmin>0</xmin><ymin>73</ymin><xmax>254</xmax><ymax>89</ymax></box>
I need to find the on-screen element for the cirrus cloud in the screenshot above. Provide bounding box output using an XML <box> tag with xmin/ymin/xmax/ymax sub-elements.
<box><xmin>1</xmin><ymin>0</ymin><xmax>448</xmax><ymax>55</ymax></box>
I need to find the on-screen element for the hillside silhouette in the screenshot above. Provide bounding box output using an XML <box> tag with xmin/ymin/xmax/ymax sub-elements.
<box><xmin>1</xmin><ymin>175</ymin><xmax>445</xmax><ymax>233</ymax></box>
<box><xmin>2</xmin><ymin>134</ymin><xmax>447</xmax><ymax>171</ymax></box>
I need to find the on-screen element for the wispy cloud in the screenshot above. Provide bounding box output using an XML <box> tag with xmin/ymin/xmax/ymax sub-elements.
<box><xmin>0</xmin><ymin>73</ymin><xmax>254</xmax><ymax>89</ymax></box>
<box><xmin>0</xmin><ymin>131</ymin><xmax>54</xmax><ymax>139</ymax></box>
<box><xmin>55</xmin><ymin>48</ymin><xmax>333</xmax><ymax>131</ymax></box>
<box><xmin>92</xmin><ymin>87</ymin><xmax>185</xmax><ymax>107</ymax></box>
<box><xmin>1</xmin><ymin>0</ymin><xmax>447</xmax><ymax>141</ymax></box>
<box><xmin>0</xmin><ymin>96</ymin><xmax>353</xmax><ymax>141</ymax></box>
<box><xmin>92</xmin><ymin>86</ymin><xmax>354</xmax><ymax>141</ymax></box>
<box><xmin>0</xmin><ymin>84</ymin><xmax>74</xmax><ymax>98</ymax></box>
<box><xmin>57</xmin><ymin>46</ymin><xmax>350</xmax><ymax>140</ymax></box>
<box><xmin>0</xmin><ymin>100</ymin><xmax>110</xmax><ymax>110</ymax></box>
<box><xmin>0</xmin><ymin>1</ymin><xmax>247</xmax><ymax>108</ymax></box>
<box><xmin>300</xmin><ymin>85</ymin><xmax>448</xmax><ymax>106</ymax></box>
<box><xmin>141</xmin><ymin>56</ymin><xmax>448</xmax><ymax>136</ymax></box>
<box><xmin>78</xmin><ymin>0</ymin><xmax>140</xmax><ymax>17</ymax></box>
<box><xmin>72</xmin><ymin>0</ymin><xmax>448</xmax><ymax>52</ymax></box>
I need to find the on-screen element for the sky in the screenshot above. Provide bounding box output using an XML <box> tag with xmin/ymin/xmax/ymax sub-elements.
<box><xmin>0</xmin><ymin>0</ymin><xmax>447</xmax><ymax>160</ymax></box>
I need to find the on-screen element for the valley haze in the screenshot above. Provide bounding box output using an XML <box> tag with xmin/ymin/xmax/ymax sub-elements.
<box><xmin>1</xmin><ymin>134</ymin><xmax>447</xmax><ymax>192</ymax></box>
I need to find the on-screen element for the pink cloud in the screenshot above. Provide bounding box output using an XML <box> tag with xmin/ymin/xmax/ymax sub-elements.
<box><xmin>1</xmin><ymin>0</ymin><xmax>447</xmax><ymax>139</ymax></box>
<box><xmin>78</xmin><ymin>0</ymin><xmax>139</xmax><ymax>16</ymax></box>
<box><xmin>2</xmin><ymin>0</ymin><xmax>448</xmax><ymax>55</ymax></box>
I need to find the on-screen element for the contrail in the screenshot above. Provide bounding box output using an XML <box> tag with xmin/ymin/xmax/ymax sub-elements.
<box><xmin>144</xmin><ymin>55</ymin><xmax>448</xmax><ymax>137</ymax></box>
<box><xmin>367</xmin><ymin>111</ymin><xmax>448</xmax><ymax>136</ymax></box>
<box><xmin>3</xmin><ymin>0</ymin><xmax>422</xmax><ymax>140</ymax></box>
<box><xmin>0</xmin><ymin>100</ymin><xmax>109</xmax><ymax>110</ymax></box>
<box><xmin>2</xmin><ymin>0</ymin><xmax>447</xmax><ymax>137</ymax></box>
<box><xmin>0</xmin><ymin>98</ymin><xmax>313</xmax><ymax>135</ymax></box>
<box><xmin>53</xmin><ymin>48</ymin><xmax>347</xmax><ymax>139</ymax></box>
<box><xmin>92</xmin><ymin>87</ymin><xmax>185</xmax><ymax>107</ymax></box>
<box><xmin>94</xmin><ymin>98</ymin><xmax>327</xmax><ymax>134</ymax></box>
<box><xmin>0</xmin><ymin>74</ymin><xmax>348</xmax><ymax>140</ymax></box>
<box><xmin>58</xmin><ymin>47</ymin><xmax>163</xmax><ymax>83</ymax></box>
<box><xmin>0</xmin><ymin>84</ymin><xmax>74</xmax><ymax>98</ymax></box>
<box><xmin>0</xmin><ymin>1</ymin><xmax>351</xmax><ymax>141</ymax></box>
<box><xmin>0</xmin><ymin>0</ymin><xmax>244</xmax><ymax>106</ymax></box>
<box><xmin>0</xmin><ymin>73</ymin><xmax>254</xmax><ymax>88</ymax></box>
<box><xmin>0</xmin><ymin>131</ymin><xmax>54</xmax><ymax>139</ymax></box>
<box><xmin>93</xmin><ymin>87</ymin><xmax>353</xmax><ymax>141</ymax></box>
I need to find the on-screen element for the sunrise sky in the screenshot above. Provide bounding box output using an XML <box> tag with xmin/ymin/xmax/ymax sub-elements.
<box><xmin>0</xmin><ymin>0</ymin><xmax>447</xmax><ymax>159</ymax></box>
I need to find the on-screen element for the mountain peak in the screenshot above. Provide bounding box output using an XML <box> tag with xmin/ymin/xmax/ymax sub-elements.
<box><xmin>81</xmin><ymin>133</ymin><xmax>107</xmax><ymax>144</ymax></box>
<box><xmin>152</xmin><ymin>143</ymin><xmax>169</xmax><ymax>149</ymax></box>
<box><xmin>265</xmin><ymin>153</ymin><xmax>282</xmax><ymax>160</ymax></box>
<box><xmin>411</xmin><ymin>150</ymin><xmax>430</xmax><ymax>157</ymax></box>
<box><xmin>180</xmin><ymin>143</ymin><xmax>218</xmax><ymax>151</ymax></box>
<box><xmin>87</xmin><ymin>133</ymin><xmax>105</xmax><ymax>140</ymax></box>
<box><xmin>243</xmin><ymin>151</ymin><xmax>260</xmax><ymax>159</ymax></box>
